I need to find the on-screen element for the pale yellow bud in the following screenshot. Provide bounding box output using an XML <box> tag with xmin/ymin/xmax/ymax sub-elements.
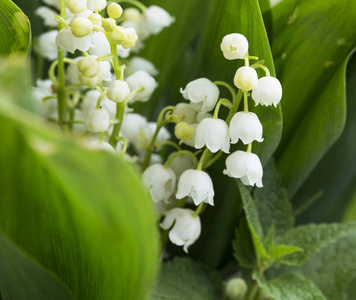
<box><xmin>121</xmin><ymin>28</ymin><xmax>138</xmax><ymax>49</ymax></box>
<box><xmin>65</xmin><ymin>0</ymin><xmax>87</xmax><ymax>14</ymax></box>
<box><xmin>107</xmin><ymin>3</ymin><xmax>123</xmax><ymax>19</ymax></box>
<box><xmin>71</xmin><ymin>17</ymin><xmax>93</xmax><ymax>38</ymax></box>
<box><xmin>175</xmin><ymin>122</ymin><xmax>195</xmax><ymax>141</ymax></box>
<box><xmin>77</xmin><ymin>57</ymin><xmax>100</xmax><ymax>78</ymax></box>
<box><xmin>89</xmin><ymin>13</ymin><xmax>102</xmax><ymax>26</ymax></box>
<box><xmin>122</xmin><ymin>8</ymin><xmax>141</xmax><ymax>22</ymax></box>
<box><xmin>226</xmin><ymin>278</ymin><xmax>247</xmax><ymax>300</ymax></box>
<box><xmin>102</xmin><ymin>18</ymin><xmax>117</xmax><ymax>32</ymax></box>
<box><xmin>109</xmin><ymin>26</ymin><xmax>126</xmax><ymax>44</ymax></box>
<box><xmin>79</xmin><ymin>73</ymin><xmax>102</xmax><ymax>88</ymax></box>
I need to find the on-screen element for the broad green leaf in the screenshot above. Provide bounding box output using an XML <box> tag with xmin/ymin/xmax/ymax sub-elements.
<box><xmin>276</xmin><ymin>223</ymin><xmax>356</xmax><ymax>266</ymax></box>
<box><xmin>151</xmin><ymin>257</ymin><xmax>223</xmax><ymax>300</ymax></box>
<box><xmin>233</xmin><ymin>216</ymin><xmax>257</xmax><ymax>269</ymax></box>
<box><xmin>0</xmin><ymin>63</ymin><xmax>159</xmax><ymax>300</ymax></box>
<box><xmin>13</xmin><ymin>0</ymin><xmax>42</xmax><ymax>37</ymax></box>
<box><xmin>268</xmin><ymin>245</ymin><xmax>303</xmax><ymax>262</ymax></box>
<box><xmin>255</xmin><ymin>272</ymin><xmax>326</xmax><ymax>300</ymax></box>
<box><xmin>0</xmin><ymin>229</ymin><xmax>73</xmax><ymax>300</ymax></box>
<box><xmin>253</xmin><ymin>160</ymin><xmax>294</xmax><ymax>236</ymax></box>
<box><xmin>0</xmin><ymin>0</ymin><xmax>30</xmax><ymax>55</ymax></box>
<box><xmin>300</xmin><ymin>232</ymin><xmax>356</xmax><ymax>300</ymax></box>
<box><xmin>238</xmin><ymin>181</ymin><xmax>270</xmax><ymax>266</ymax></box>
<box><xmin>273</xmin><ymin>0</ymin><xmax>356</xmax><ymax>197</ymax></box>
<box><xmin>292</xmin><ymin>53</ymin><xmax>356</xmax><ymax>224</ymax></box>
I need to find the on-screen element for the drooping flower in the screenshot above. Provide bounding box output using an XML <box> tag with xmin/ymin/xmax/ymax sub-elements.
<box><xmin>35</xmin><ymin>6</ymin><xmax>58</xmax><ymax>27</ymax></box>
<box><xmin>195</xmin><ymin>118</ymin><xmax>230</xmax><ymax>153</ymax></box>
<box><xmin>107</xmin><ymin>80</ymin><xmax>131</xmax><ymax>103</ymax></box>
<box><xmin>125</xmin><ymin>71</ymin><xmax>158</xmax><ymax>102</ymax></box>
<box><xmin>85</xmin><ymin>107</ymin><xmax>110</xmax><ymax>132</ymax></box>
<box><xmin>180</xmin><ymin>78</ymin><xmax>220</xmax><ymax>112</ymax></box>
<box><xmin>56</xmin><ymin>28</ymin><xmax>91</xmax><ymax>53</ymax></box>
<box><xmin>89</xmin><ymin>31</ymin><xmax>111</xmax><ymax>56</ymax></box>
<box><xmin>168</xmin><ymin>152</ymin><xmax>196</xmax><ymax>178</ymax></box>
<box><xmin>229</xmin><ymin>112</ymin><xmax>264</xmax><ymax>145</ymax></box>
<box><xmin>127</xmin><ymin>57</ymin><xmax>159</xmax><ymax>76</ymax></box>
<box><xmin>176</xmin><ymin>169</ymin><xmax>214</xmax><ymax>206</ymax></box>
<box><xmin>160</xmin><ymin>208</ymin><xmax>201</xmax><ymax>253</ymax></box>
<box><xmin>174</xmin><ymin>103</ymin><xmax>198</xmax><ymax>124</ymax></box>
<box><xmin>220</xmin><ymin>33</ymin><xmax>249</xmax><ymax>60</ymax></box>
<box><xmin>223</xmin><ymin>151</ymin><xmax>263</xmax><ymax>187</ymax></box>
<box><xmin>140</xmin><ymin>5</ymin><xmax>174</xmax><ymax>37</ymax></box>
<box><xmin>251</xmin><ymin>77</ymin><xmax>282</xmax><ymax>107</ymax></box>
<box><xmin>142</xmin><ymin>164</ymin><xmax>176</xmax><ymax>203</ymax></box>
<box><xmin>37</xmin><ymin>30</ymin><xmax>58</xmax><ymax>61</ymax></box>
<box><xmin>233</xmin><ymin>66</ymin><xmax>259</xmax><ymax>91</ymax></box>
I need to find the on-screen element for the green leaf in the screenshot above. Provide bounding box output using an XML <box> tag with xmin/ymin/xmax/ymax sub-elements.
<box><xmin>276</xmin><ymin>223</ymin><xmax>356</xmax><ymax>266</ymax></box>
<box><xmin>268</xmin><ymin>245</ymin><xmax>303</xmax><ymax>262</ymax></box>
<box><xmin>273</xmin><ymin>0</ymin><xmax>356</xmax><ymax>197</ymax></box>
<box><xmin>253</xmin><ymin>160</ymin><xmax>294</xmax><ymax>237</ymax></box>
<box><xmin>237</xmin><ymin>181</ymin><xmax>270</xmax><ymax>265</ymax></box>
<box><xmin>300</xmin><ymin>231</ymin><xmax>356</xmax><ymax>300</ymax></box>
<box><xmin>0</xmin><ymin>63</ymin><xmax>159</xmax><ymax>300</ymax></box>
<box><xmin>151</xmin><ymin>257</ymin><xmax>223</xmax><ymax>300</ymax></box>
<box><xmin>0</xmin><ymin>0</ymin><xmax>30</xmax><ymax>55</ymax></box>
<box><xmin>0</xmin><ymin>228</ymin><xmax>73</xmax><ymax>300</ymax></box>
<box><xmin>255</xmin><ymin>272</ymin><xmax>326</xmax><ymax>300</ymax></box>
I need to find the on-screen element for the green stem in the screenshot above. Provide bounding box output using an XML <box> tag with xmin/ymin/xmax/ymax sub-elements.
<box><xmin>154</xmin><ymin>140</ymin><xmax>182</xmax><ymax>151</ymax></box>
<box><xmin>196</xmin><ymin>148</ymin><xmax>211</xmax><ymax>170</ymax></box>
<box><xmin>109</xmin><ymin>102</ymin><xmax>125</xmax><ymax>146</ymax></box>
<box><xmin>193</xmin><ymin>202</ymin><xmax>205</xmax><ymax>217</ymax></box>
<box><xmin>245</xmin><ymin>282</ymin><xmax>259</xmax><ymax>300</ymax></box>
<box><xmin>116</xmin><ymin>0</ymin><xmax>147</xmax><ymax>11</ymax></box>
<box><xmin>205</xmin><ymin>151</ymin><xmax>223</xmax><ymax>169</ymax></box>
<box><xmin>226</xmin><ymin>90</ymin><xmax>243</xmax><ymax>125</ymax></box>
<box><xmin>246</xmin><ymin>143</ymin><xmax>252</xmax><ymax>153</ymax></box>
<box><xmin>213</xmin><ymin>81</ymin><xmax>237</xmax><ymax>100</ymax></box>
<box><xmin>243</xmin><ymin>92</ymin><xmax>249</xmax><ymax>113</ymax></box>
<box><xmin>213</xmin><ymin>98</ymin><xmax>232</xmax><ymax>119</ymax></box>
<box><xmin>251</xmin><ymin>63</ymin><xmax>270</xmax><ymax>77</ymax></box>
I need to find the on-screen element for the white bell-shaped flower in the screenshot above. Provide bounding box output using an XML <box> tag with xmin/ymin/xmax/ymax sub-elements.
<box><xmin>120</xmin><ymin>113</ymin><xmax>148</xmax><ymax>141</ymax></box>
<box><xmin>127</xmin><ymin>57</ymin><xmax>159</xmax><ymax>76</ymax></box>
<box><xmin>107</xmin><ymin>80</ymin><xmax>131</xmax><ymax>103</ymax></box>
<box><xmin>168</xmin><ymin>152</ymin><xmax>196</xmax><ymax>178</ymax></box>
<box><xmin>229</xmin><ymin>112</ymin><xmax>264</xmax><ymax>145</ymax></box>
<box><xmin>140</xmin><ymin>5</ymin><xmax>174</xmax><ymax>37</ymax></box>
<box><xmin>223</xmin><ymin>151</ymin><xmax>263</xmax><ymax>187</ymax></box>
<box><xmin>160</xmin><ymin>208</ymin><xmax>201</xmax><ymax>253</ymax></box>
<box><xmin>87</xmin><ymin>0</ymin><xmax>106</xmax><ymax>12</ymax></box>
<box><xmin>43</xmin><ymin>0</ymin><xmax>60</xmax><ymax>9</ymax></box>
<box><xmin>180</xmin><ymin>78</ymin><xmax>219</xmax><ymax>112</ymax></box>
<box><xmin>234</xmin><ymin>66</ymin><xmax>258</xmax><ymax>91</ymax></box>
<box><xmin>37</xmin><ymin>30</ymin><xmax>58</xmax><ymax>61</ymax></box>
<box><xmin>251</xmin><ymin>77</ymin><xmax>282</xmax><ymax>107</ymax></box>
<box><xmin>195</xmin><ymin>118</ymin><xmax>230</xmax><ymax>153</ymax></box>
<box><xmin>176</xmin><ymin>169</ymin><xmax>214</xmax><ymax>206</ymax></box>
<box><xmin>56</xmin><ymin>28</ymin><xmax>91</xmax><ymax>53</ymax></box>
<box><xmin>89</xmin><ymin>31</ymin><xmax>111</xmax><ymax>56</ymax></box>
<box><xmin>65</xmin><ymin>0</ymin><xmax>87</xmax><ymax>13</ymax></box>
<box><xmin>85</xmin><ymin>107</ymin><xmax>110</xmax><ymax>132</ymax></box>
<box><xmin>117</xmin><ymin>45</ymin><xmax>131</xmax><ymax>58</ymax></box>
<box><xmin>132</xmin><ymin>122</ymin><xmax>170</xmax><ymax>152</ymax></box>
<box><xmin>142</xmin><ymin>164</ymin><xmax>176</xmax><ymax>203</ymax></box>
<box><xmin>220</xmin><ymin>33</ymin><xmax>249</xmax><ymax>60</ymax></box>
<box><xmin>35</xmin><ymin>6</ymin><xmax>58</xmax><ymax>27</ymax></box>
<box><xmin>125</xmin><ymin>70</ymin><xmax>158</xmax><ymax>102</ymax></box>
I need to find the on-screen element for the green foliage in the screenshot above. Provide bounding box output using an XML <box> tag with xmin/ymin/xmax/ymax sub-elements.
<box><xmin>0</xmin><ymin>229</ymin><xmax>73</xmax><ymax>300</ymax></box>
<box><xmin>151</xmin><ymin>257</ymin><xmax>223</xmax><ymax>300</ymax></box>
<box><xmin>275</xmin><ymin>223</ymin><xmax>356</xmax><ymax>266</ymax></box>
<box><xmin>0</xmin><ymin>0</ymin><xmax>30</xmax><ymax>55</ymax></box>
<box><xmin>0</xmin><ymin>61</ymin><xmax>159</xmax><ymax>300</ymax></box>
<box><xmin>255</xmin><ymin>273</ymin><xmax>326</xmax><ymax>300</ymax></box>
<box><xmin>273</xmin><ymin>0</ymin><xmax>356</xmax><ymax>197</ymax></box>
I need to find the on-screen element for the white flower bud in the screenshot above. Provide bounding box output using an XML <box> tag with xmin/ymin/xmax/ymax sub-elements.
<box><xmin>77</xmin><ymin>57</ymin><xmax>100</xmax><ymax>78</ymax></box>
<box><xmin>121</xmin><ymin>28</ymin><xmax>138</xmax><ymax>49</ymax></box>
<box><xmin>180</xmin><ymin>78</ymin><xmax>220</xmax><ymax>112</ymax></box>
<box><xmin>87</xmin><ymin>0</ymin><xmax>106</xmax><ymax>12</ymax></box>
<box><xmin>85</xmin><ymin>107</ymin><xmax>110</xmax><ymax>132</ymax></box>
<box><xmin>125</xmin><ymin>71</ymin><xmax>157</xmax><ymax>102</ymax></box>
<box><xmin>251</xmin><ymin>77</ymin><xmax>282</xmax><ymax>107</ymax></box>
<box><xmin>107</xmin><ymin>3</ymin><xmax>123</xmax><ymax>19</ymax></box>
<box><xmin>223</xmin><ymin>151</ymin><xmax>263</xmax><ymax>187</ymax></box>
<box><xmin>234</xmin><ymin>66</ymin><xmax>259</xmax><ymax>91</ymax></box>
<box><xmin>174</xmin><ymin>103</ymin><xmax>198</xmax><ymax>124</ymax></box>
<box><xmin>160</xmin><ymin>208</ymin><xmax>201</xmax><ymax>253</ymax></box>
<box><xmin>127</xmin><ymin>57</ymin><xmax>159</xmax><ymax>76</ymax></box>
<box><xmin>225</xmin><ymin>278</ymin><xmax>248</xmax><ymax>300</ymax></box>
<box><xmin>102</xmin><ymin>18</ymin><xmax>117</xmax><ymax>32</ymax></box>
<box><xmin>89</xmin><ymin>31</ymin><xmax>111</xmax><ymax>56</ymax></box>
<box><xmin>107</xmin><ymin>80</ymin><xmax>131</xmax><ymax>103</ymax></box>
<box><xmin>79</xmin><ymin>73</ymin><xmax>102</xmax><ymax>88</ymax></box>
<box><xmin>109</xmin><ymin>26</ymin><xmax>126</xmax><ymax>44</ymax></box>
<box><xmin>37</xmin><ymin>30</ymin><xmax>58</xmax><ymax>61</ymax></box>
<box><xmin>221</xmin><ymin>33</ymin><xmax>249</xmax><ymax>60</ymax></box>
<box><xmin>71</xmin><ymin>17</ymin><xmax>93</xmax><ymax>37</ymax></box>
<box><xmin>176</xmin><ymin>169</ymin><xmax>214</xmax><ymax>206</ymax></box>
<box><xmin>195</xmin><ymin>118</ymin><xmax>230</xmax><ymax>153</ymax></box>
<box><xmin>142</xmin><ymin>164</ymin><xmax>176</xmax><ymax>203</ymax></box>
<box><xmin>175</xmin><ymin>122</ymin><xmax>195</xmax><ymax>141</ymax></box>
<box><xmin>56</xmin><ymin>28</ymin><xmax>91</xmax><ymax>53</ymax></box>
<box><xmin>229</xmin><ymin>112</ymin><xmax>263</xmax><ymax>145</ymax></box>
<box><xmin>65</xmin><ymin>0</ymin><xmax>87</xmax><ymax>14</ymax></box>
<box><xmin>140</xmin><ymin>5</ymin><xmax>174</xmax><ymax>36</ymax></box>
<box><xmin>88</xmin><ymin>13</ymin><xmax>102</xmax><ymax>26</ymax></box>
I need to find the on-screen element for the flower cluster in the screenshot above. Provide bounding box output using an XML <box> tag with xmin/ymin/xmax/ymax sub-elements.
<box><xmin>31</xmin><ymin>0</ymin><xmax>281</xmax><ymax>255</ymax></box>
